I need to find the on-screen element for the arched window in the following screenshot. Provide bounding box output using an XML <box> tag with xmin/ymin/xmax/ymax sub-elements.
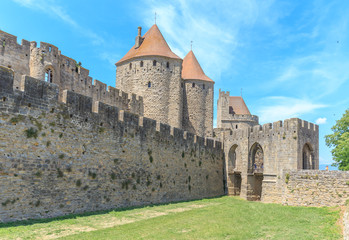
<box><xmin>248</xmin><ymin>143</ymin><xmax>264</xmax><ymax>173</ymax></box>
<box><xmin>129</xmin><ymin>63</ymin><xmax>132</xmax><ymax>70</ymax></box>
<box><xmin>45</xmin><ymin>68</ymin><xmax>53</xmax><ymax>83</ymax></box>
<box><xmin>140</xmin><ymin>61</ymin><xmax>144</xmax><ymax>67</ymax></box>
<box><xmin>153</xmin><ymin>60</ymin><xmax>157</xmax><ymax>66</ymax></box>
<box><xmin>166</xmin><ymin>62</ymin><xmax>169</xmax><ymax>68</ymax></box>
<box><xmin>148</xmin><ymin>81</ymin><xmax>151</xmax><ymax>88</ymax></box>
<box><xmin>192</xmin><ymin>83</ymin><xmax>195</xmax><ymax>87</ymax></box>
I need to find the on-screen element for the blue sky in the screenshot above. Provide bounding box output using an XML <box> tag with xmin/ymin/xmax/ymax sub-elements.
<box><xmin>1</xmin><ymin>0</ymin><xmax>348</xmax><ymax>167</ymax></box>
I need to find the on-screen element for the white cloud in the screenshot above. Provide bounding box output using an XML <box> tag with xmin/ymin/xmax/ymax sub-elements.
<box><xmin>12</xmin><ymin>0</ymin><xmax>104</xmax><ymax>45</ymax></box>
<box><xmin>315</xmin><ymin>117</ymin><xmax>327</xmax><ymax>125</ymax></box>
<box><xmin>256</xmin><ymin>96</ymin><xmax>326</xmax><ymax>123</ymax></box>
<box><xmin>140</xmin><ymin>0</ymin><xmax>278</xmax><ymax>81</ymax></box>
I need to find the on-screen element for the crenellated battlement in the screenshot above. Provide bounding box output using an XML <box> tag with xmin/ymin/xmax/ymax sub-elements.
<box><xmin>225</xmin><ymin>118</ymin><xmax>318</xmax><ymax>142</ymax></box>
<box><xmin>0</xmin><ymin>30</ymin><xmax>144</xmax><ymax>115</ymax></box>
<box><xmin>0</xmin><ymin>66</ymin><xmax>221</xmax><ymax>151</ymax></box>
<box><xmin>0</xmin><ymin>30</ymin><xmax>31</xmax><ymax>49</ymax></box>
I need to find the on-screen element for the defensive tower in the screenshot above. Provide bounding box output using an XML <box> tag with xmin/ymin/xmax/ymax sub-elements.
<box><xmin>115</xmin><ymin>25</ymin><xmax>183</xmax><ymax>128</ymax></box>
<box><xmin>216</xmin><ymin>89</ymin><xmax>259</xmax><ymax>130</ymax></box>
<box><xmin>182</xmin><ymin>50</ymin><xmax>214</xmax><ymax>137</ymax></box>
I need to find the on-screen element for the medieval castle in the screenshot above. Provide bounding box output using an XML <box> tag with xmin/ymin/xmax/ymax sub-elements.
<box><xmin>1</xmin><ymin>24</ymin><xmax>348</xmax><ymax>223</ymax></box>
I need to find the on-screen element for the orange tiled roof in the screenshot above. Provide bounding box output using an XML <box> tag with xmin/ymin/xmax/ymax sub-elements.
<box><xmin>229</xmin><ymin>96</ymin><xmax>251</xmax><ymax>115</ymax></box>
<box><xmin>116</xmin><ymin>24</ymin><xmax>181</xmax><ymax>65</ymax></box>
<box><xmin>182</xmin><ymin>50</ymin><xmax>214</xmax><ymax>82</ymax></box>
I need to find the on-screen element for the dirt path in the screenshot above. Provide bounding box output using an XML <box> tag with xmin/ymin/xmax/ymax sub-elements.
<box><xmin>25</xmin><ymin>203</ymin><xmax>218</xmax><ymax>240</ymax></box>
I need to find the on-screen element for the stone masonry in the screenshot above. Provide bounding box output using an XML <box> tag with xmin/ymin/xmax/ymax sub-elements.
<box><xmin>0</xmin><ymin>30</ymin><xmax>143</xmax><ymax>116</ymax></box>
<box><xmin>0</xmin><ymin>66</ymin><xmax>224</xmax><ymax>222</ymax></box>
<box><xmin>116</xmin><ymin>56</ymin><xmax>183</xmax><ymax>129</ymax></box>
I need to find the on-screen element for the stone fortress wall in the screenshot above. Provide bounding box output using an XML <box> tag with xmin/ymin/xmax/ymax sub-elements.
<box><xmin>116</xmin><ymin>56</ymin><xmax>182</xmax><ymax>129</ymax></box>
<box><xmin>0</xmin><ymin>30</ymin><xmax>143</xmax><ymax>116</ymax></box>
<box><xmin>0</xmin><ymin>66</ymin><xmax>224</xmax><ymax>222</ymax></box>
<box><xmin>281</xmin><ymin>170</ymin><xmax>349</xmax><ymax>207</ymax></box>
<box><xmin>182</xmin><ymin>80</ymin><xmax>214</xmax><ymax>138</ymax></box>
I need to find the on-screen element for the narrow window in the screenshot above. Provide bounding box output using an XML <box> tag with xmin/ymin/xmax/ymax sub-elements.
<box><xmin>140</xmin><ymin>61</ymin><xmax>144</xmax><ymax>67</ymax></box>
<box><xmin>45</xmin><ymin>68</ymin><xmax>53</xmax><ymax>83</ymax></box>
<box><xmin>181</xmin><ymin>82</ymin><xmax>184</xmax><ymax>88</ymax></box>
<box><xmin>203</xmin><ymin>84</ymin><xmax>205</xmax><ymax>89</ymax></box>
<box><xmin>153</xmin><ymin>60</ymin><xmax>157</xmax><ymax>66</ymax></box>
<box><xmin>129</xmin><ymin>63</ymin><xmax>132</xmax><ymax>70</ymax></box>
<box><xmin>236</xmin><ymin>125</ymin><xmax>238</xmax><ymax>129</ymax></box>
<box><xmin>148</xmin><ymin>81</ymin><xmax>151</xmax><ymax>88</ymax></box>
<box><xmin>48</xmin><ymin>46</ymin><xmax>52</xmax><ymax>52</ymax></box>
<box><xmin>192</xmin><ymin>83</ymin><xmax>195</xmax><ymax>87</ymax></box>
<box><xmin>166</xmin><ymin>62</ymin><xmax>169</xmax><ymax>68</ymax></box>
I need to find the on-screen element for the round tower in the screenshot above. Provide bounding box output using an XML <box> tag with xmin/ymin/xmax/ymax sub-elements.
<box><xmin>182</xmin><ymin>50</ymin><xmax>214</xmax><ymax>137</ymax></box>
<box><xmin>115</xmin><ymin>25</ymin><xmax>183</xmax><ymax>128</ymax></box>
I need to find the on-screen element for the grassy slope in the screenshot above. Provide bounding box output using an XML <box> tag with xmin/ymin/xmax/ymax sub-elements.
<box><xmin>0</xmin><ymin>196</ymin><xmax>341</xmax><ymax>240</ymax></box>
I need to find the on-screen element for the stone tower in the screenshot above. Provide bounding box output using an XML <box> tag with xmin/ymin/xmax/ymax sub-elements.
<box><xmin>216</xmin><ymin>89</ymin><xmax>259</xmax><ymax>130</ymax></box>
<box><xmin>115</xmin><ymin>25</ymin><xmax>183</xmax><ymax>128</ymax></box>
<box><xmin>182</xmin><ymin>50</ymin><xmax>214</xmax><ymax>137</ymax></box>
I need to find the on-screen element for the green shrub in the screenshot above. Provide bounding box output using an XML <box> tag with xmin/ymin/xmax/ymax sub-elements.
<box><xmin>58</xmin><ymin>154</ymin><xmax>65</xmax><ymax>159</ymax></box>
<box><xmin>76</xmin><ymin>179</ymin><xmax>82</xmax><ymax>187</ymax></box>
<box><xmin>88</xmin><ymin>171</ymin><xmax>97</xmax><ymax>179</ymax></box>
<box><xmin>25</xmin><ymin>128</ymin><xmax>38</xmax><ymax>139</ymax></box>
<box><xmin>10</xmin><ymin>115</ymin><xmax>25</xmax><ymax>124</ymax></box>
<box><xmin>285</xmin><ymin>173</ymin><xmax>290</xmax><ymax>184</ymax></box>
<box><xmin>57</xmin><ymin>168</ymin><xmax>64</xmax><ymax>178</ymax></box>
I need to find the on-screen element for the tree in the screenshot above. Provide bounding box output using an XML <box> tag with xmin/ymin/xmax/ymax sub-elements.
<box><xmin>325</xmin><ymin>109</ymin><xmax>349</xmax><ymax>170</ymax></box>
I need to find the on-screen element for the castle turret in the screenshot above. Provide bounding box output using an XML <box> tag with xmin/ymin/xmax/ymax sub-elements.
<box><xmin>115</xmin><ymin>25</ymin><xmax>183</xmax><ymax>128</ymax></box>
<box><xmin>216</xmin><ymin>89</ymin><xmax>259</xmax><ymax>130</ymax></box>
<box><xmin>182</xmin><ymin>50</ymin><xmax>214</xmax><ymax>137</ymax></box>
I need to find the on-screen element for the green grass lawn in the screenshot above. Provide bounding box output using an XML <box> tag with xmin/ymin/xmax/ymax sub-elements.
<box><xmin>0</xmin><ymin>196</ymin><xmax>342</xmax><ymax>240</ymax></box>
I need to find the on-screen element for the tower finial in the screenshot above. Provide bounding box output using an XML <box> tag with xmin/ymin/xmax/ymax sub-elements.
<box><xmin>155</xmin><ymin>12</ymin><xmax>157</xmax><ymax>24</ymax></box>
<box><xmin>191</xmin><ymin>41</ymin><xmax>193</xmax><ymax>50</ymax></box>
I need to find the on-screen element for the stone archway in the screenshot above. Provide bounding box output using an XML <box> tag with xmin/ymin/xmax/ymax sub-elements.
<box><xmin>247</xmin><ymin>143</ymin><xmax>264</xmax><ymax>201</ymax></box>
<box><xmin>248</xmin><ymin>143</ymin><xmax>264</xmax><ymax>173</ymax></box>
<box><xmin>227</xmin><ymin>144</ymin><xmax>241</xmax><ymax>196</ymax></box>
<box><xmin>302</xmin><ymin>143</ymin><xmax>314</xmax><ymax>169</ymax></box>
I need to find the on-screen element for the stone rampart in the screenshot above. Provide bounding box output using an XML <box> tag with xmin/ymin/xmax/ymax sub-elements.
<box><xmin>0</xmin><ymin>30</ymin><xmax>143</xmax><ymax>115</ymax></box>
<box><xmin>0</xmin><ymin>67</ymin><xmax>224</xmax><ymax>222</ymax></box>
<box><xmin>281</xmin><ymin>170</ymin><xmax>349</xmax><ymax>207</ymax></box>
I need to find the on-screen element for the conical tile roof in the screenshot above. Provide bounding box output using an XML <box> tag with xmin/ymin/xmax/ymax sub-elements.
<box><xmin>182</xmin><ymin>50</ymin><xmax>213</xmax><ymax>82</ymax></box>
<box><xmin>116</xmin><ymin>24</ymin><xmax>181</xmax><ymax>65</ymax></box>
